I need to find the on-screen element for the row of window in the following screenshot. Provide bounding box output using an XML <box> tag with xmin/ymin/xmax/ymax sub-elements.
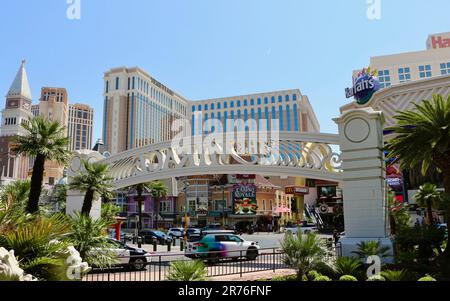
<box><xmin>192</xmin><ymin>104</ymin><xmax>300</xmax><ymax>135</ymax></box>
<box><xmin>378</xmin><ymin>62</ymin><xmax>450</xmax><ymax>88</ymax></box>
<box><xmin>4</xmin><ymin>117</ymin><xmax>17</xmax><ymax>125</ymax></box>
<box><xmin>192</xmin><ymin>94</ymin><xmax>298</xmax><ymax>112</ymax></box>
<box><xmin>106</xmin><ymin>77</ymin><xmax>187</xmax><ymax>116</ymax></box>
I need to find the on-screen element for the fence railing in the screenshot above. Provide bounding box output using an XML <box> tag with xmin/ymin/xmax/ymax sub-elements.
<box><xmin>83</xmin><ymin>244</ymin><xmax>342</xmax><ymax>282</ymax></box>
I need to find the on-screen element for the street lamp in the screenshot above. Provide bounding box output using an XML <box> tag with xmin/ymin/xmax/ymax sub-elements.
<box><xmin>182</xmin><ymin>178</ymin><xmax>190</xmax><ymax>247</ymax></box>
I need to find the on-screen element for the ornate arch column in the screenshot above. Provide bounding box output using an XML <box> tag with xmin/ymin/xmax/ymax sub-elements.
<box><xmin>334</xmin><ymin>107</ymin><xmax>394</xmax><ymax>261</ymax></box>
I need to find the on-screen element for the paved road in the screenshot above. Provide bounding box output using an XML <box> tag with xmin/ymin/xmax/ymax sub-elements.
<box><xmin>129</xmin><ymin>232</ymin><xmax>332</xmax><ymax>254</ymax></box>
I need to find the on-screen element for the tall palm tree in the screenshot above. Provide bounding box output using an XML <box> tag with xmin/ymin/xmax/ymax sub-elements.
<box><xmin>414</xmin><ymin>183</ymin><xmax>441</xmax><ymax>225</ymax></box>
<box><xmin>127</xmin><ymin>183</ymin><xmax>152</xmax><ymax>231</ymax></box>
<box><xmin>69</xmin><ymin>160</ymin><xmax>115</xmax><ymax>215</ymax></box>
<box><xmin>386</xmin><ymin>94</ymin><xmax>450</xmax><ymax>257</ymax></box>
<box><xmin>149</xmin><ymin>181</ymin><xmax>168</xmax><ymax>229</ymax></box>
<box><xmin>12</xmin><ymin>116</ymin><xmax>70</xmax><ymax>214</ymax></box>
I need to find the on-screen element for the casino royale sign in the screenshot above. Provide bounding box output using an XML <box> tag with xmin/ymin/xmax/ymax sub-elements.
<box><xmin>345</xmin><ymin>68</ymin><xmax>380</xmax><ymax>105</ymax></box>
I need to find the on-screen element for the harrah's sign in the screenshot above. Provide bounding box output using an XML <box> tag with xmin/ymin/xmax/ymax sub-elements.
<box><xmin>429</xmin><ymin>35</ymin><xmax>450</xmax><ymax>49</ymax></box>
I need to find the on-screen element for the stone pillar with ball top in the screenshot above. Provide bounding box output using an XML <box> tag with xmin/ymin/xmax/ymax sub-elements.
<box><xmin>334</xmin><ymin>107</ymin><xmax>394</xmax><ymax>262</ymax></box>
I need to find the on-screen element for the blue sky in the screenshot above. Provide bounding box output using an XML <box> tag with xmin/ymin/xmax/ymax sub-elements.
<box><xmin>1</xmin><ymin>0</ymin><xmax>449</xmax><ymax>141</ymax></box>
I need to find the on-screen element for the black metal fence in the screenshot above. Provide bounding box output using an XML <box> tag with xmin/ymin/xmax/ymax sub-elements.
<box><xmin>83</xmin><ymin>244</ymin><xmax>342</xmax><ymax>281</ymax></box>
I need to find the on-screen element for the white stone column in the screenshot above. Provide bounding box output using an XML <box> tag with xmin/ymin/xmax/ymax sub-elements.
<box><xmin>66</xmin><ymin>150</ymin><xmax>105</xmax><ymax>219</ymax></box>
<box><xmin>334</xmin><ymin>108</ymin><xmax>393</xmax><ymax>261</ymax></box>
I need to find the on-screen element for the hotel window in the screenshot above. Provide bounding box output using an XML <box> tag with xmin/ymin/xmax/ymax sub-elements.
<box><xmin>256</xmin><ymin>98</ymin><xmax>260</xmax><ymax>105</ymax></box>
<box><xmin>198</xmin><ymin>105</ymin><xmax>201</xmax><ymax>111</ymax></box>
<box><xmin>244</xmin><ymin>99</ymin><xmax>248</xmax><ymax>106</ymax></box>
<box><xmin>278</xmin><ymin>95</ymin><xmax>283</xmax><ymax>103</ymax></box>
<box><xmin>224</xmin><ymin>111</ymin><xmax>228</xmax><ymax>131</ymax></box>
<box><xmin>237</xmin><ymin>100</ymin><xmax>241</xmax><ymax>107</ymax></box>
<box><xmin>271</xmin><ymin>96</ymin><xmax>275</xmax><ymax>104</ymax></box>
<box><xmin>419</xmin><ymin>65</ymin><xmax>432</xmax><ymax>78</ymax></box>
<box><xmin>440</xmin><ymin>62</ymin><xmax>450</xmax><ymax>75</ymax></box>
<box><xmin>257</xmin><ymin>108</ymin><xmax>262</xmax><ymax>121</ymax></box>
<box><xmin>224</xmin><ymin>102</ymin><xmax>228</xmax><ymax>109</ymax></box>
<box><xmin>286</xmin><ymin>105</ymin><xmax>291</xmax><ymax>131</ymax></box>
<box><xmin>293</xmin><ymin>94</ymin><xmax>297</xmax><ymax>101</ymax></box>
<box><xmin>127</xmin><ymin>78</ymin><xmax>130</xmax><ymax>90</ymax></box>
<box><xmin>285</xmin><ymin>95</ymin><xmax>290</xmax><ymax>101</ymax></box>
<box><xmin>269</xmin><ymin>200</ymin><xmax>273</xmax><ymax>210</ymax></box>
<box><xmin>105</xmin><ymin>81</ymin><xmax>109</xmax><ymax>93</ymax></box>
<box><xmin>398</xmin><ymin>67</ymin><xmax>411</xmax><ymax>83</ymax></box>
<box><xmin>264</xmin><ymin>97</ymin><xmax>268</xmax><ymax>104</ymax></box>
<box><xmin>217</xmin><ymin>102</ymin><xmax>221</xmax><ymax>109</ymax></box>
<box><xmin>237</xmin><ymin>110</ymin><xmax>241</xmax><ymax>131</ymax></box>
<box><xmin>262</xmin><ymin>200</ymin><xmax>266</xmax><ymax>211</ymax></box>
<box><xmin>293</xmin><ymin>103</ymin><xmax>299</xmax><ymax>132</ymax></box>
<box><xmin>192</xmin><ymin>105</ymin><xmax>195</xmax><ymax>112</ymax></box>
<box><xmin>132</xmin><ymin>77</ymin><xmax>135</xmax><ymax>89</ymax></box>
<box><xmin>378</xmin><ymin>70</ymin><xmax>391</xmax><ymax>88</ymax></box>
<box><xmin>211</xmin><ymin>103</ymin><xmax>214</xmax><ymax>110</ymax></box>
<box><xmin>230</xmin><ymin>101</ymin><xmax>234</xmax><ymax>108</ymax></box>
<box><xmin>279</xmin><ymin>106</ymin><xmax>284</xmax><ymax>131</ymax></box>
<box><xmin>251</xmin><ymin>99</ymin><xmax>255</xmax><ymax>106</ymax></box>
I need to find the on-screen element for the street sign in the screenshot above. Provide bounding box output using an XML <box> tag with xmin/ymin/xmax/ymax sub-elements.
<box><xmin>285</xmin><ymin>186</ymin><xmax>310</xmax><ymax>195</ymax></box>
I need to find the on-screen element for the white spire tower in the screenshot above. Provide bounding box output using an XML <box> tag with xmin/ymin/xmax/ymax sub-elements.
<box><xmin>0</xmin><ymin>60</ymin><xmax>33</xmax><ymax>184</ymax></box>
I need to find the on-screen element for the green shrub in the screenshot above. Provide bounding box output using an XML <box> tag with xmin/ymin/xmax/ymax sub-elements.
<box><xmin>418</xmin><ymin>275</ymin><xmax>437</xmax><ymax>281</ymax></box>
<box><xmin>314</xmin><ymin>275</ymin><xmax>332</xmax><ymax>281</ymax></box>
<box><xmin>167</xmin><ymin>260</ymin><xmax>207</xmax><ymax>281</ymax></box>
<box><xmin>339</xmin><ymin>275</ymin><xmax>358</xmax><ymax>281</ymax></box>
<box><xmin>380</xmin><ymin>269</ymin><xmax>408</xmax><ymax>281</ymax></box>
<box><xmin>271</xmin><ymin>275</ymin><xmax>298</xmax><ymax>281</ymax></box>
<box><xmin>367</xmin><ymin>275</ymin><xmax>386</xmax><ymax>281</ymax></box>
<box><xmin>307</xmin><ymin>270</ymin><xmax>321</xmax><ymax>281</ymax></box>
<box><xmin>281</xmin><ymin>232</ymin><xmax>327</xmax><ymax>279</ymax></box>
<box><xmin>352</xmin><ymin>240</ymin><xmax>390</xmax><ymax>259</ymax></box>
<box><xmin>334</xmin><ymin>257</ymin><xmax>362</xmax><ymax>277</ymax></box>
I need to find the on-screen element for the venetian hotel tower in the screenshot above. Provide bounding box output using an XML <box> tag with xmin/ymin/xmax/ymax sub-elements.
<box><xmin>0</xmin><ymin>61</ymin><xmax>33</xmax><ymax>185</ymax></box>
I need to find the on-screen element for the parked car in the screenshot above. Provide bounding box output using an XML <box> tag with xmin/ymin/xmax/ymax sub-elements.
<box><xmin>202</xmin><ymin>223</ymin><xmax>223</xmax><ymax>231</ymax></box>
<box><xmin>96</xmin><ymin>238</ymin><xmax>149</xmax><ymax>270</ymax></box>
<box><xmin>186</xmin><ymin>228</ymin><xmax>201</xmax><ymax>238</ymax></box>
<box><xmin>285</xmin><ymin>224</ymin><xmax>318</xmax><ymax>235</ymax></box>
<box><xmin>185</xmin><ymin>233</ymin><xmax>260</xmax><ymax>263</ymax></box>
<box><xmin>167</xmin><ymin>228</ymin><xmax>184</xmax><ymax>238</ymax></box>
<box><xmin>138</xmin><ymin>230</ymin><xmax>172</xmax><ymax>245</ymax></box>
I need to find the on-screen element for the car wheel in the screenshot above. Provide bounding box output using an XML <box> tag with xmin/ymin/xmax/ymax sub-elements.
<box><xmin>246</xmin><ymin>248</ymin><xmax>258</xmax><ymax>261</ymax></box>
<box><xmin>207</xmin><ymin>251</ymin><xmax>220</xmax><ymax>265</ymax></box>
<box><xmin>130</xmin><ymin>257</ymin><xmax>147</xmax><ymax>271</ymax></box>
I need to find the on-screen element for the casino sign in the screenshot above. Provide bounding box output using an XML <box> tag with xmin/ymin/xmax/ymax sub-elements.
<box><xmin>345</xmin><ymin>68</ymin><xmax>381</xmax><ymax>105</ymax></box>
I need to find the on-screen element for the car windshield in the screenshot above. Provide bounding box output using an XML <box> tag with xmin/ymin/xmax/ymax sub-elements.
<box><xmin>153</xmin><ymin>231</ymin><xmax>165</xmax><ymax>236</ymax></box>
<box><xmin>109</xmin><ymin>240</ymin><xmax>123</xmax><ymax>248</ymax></box>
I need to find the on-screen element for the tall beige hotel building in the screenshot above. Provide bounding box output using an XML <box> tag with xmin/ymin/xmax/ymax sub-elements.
<box><xmin>103</xmin><ymin>67</ymin><xmax>319</xmax><ymax>155</ymax></box>
<box><xmin>32</xmin><ymin>89</ymin><xmax>94</xmax><ymax>185</ymax></box>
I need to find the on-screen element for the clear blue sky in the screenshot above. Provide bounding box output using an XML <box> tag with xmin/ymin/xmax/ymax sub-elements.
<box><xmin>1</xmin><ymin>0</ymin><xmax>449</xmax><ymax>141</ymax></box>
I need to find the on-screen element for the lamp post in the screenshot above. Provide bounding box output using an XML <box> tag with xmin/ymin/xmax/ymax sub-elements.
<box><xmin>182</xmin><ymin>178</ymin><xmax>190</xmax><ymax>247</ymax></box>
<box><xmin>222</xmin><ymin>184</ymin><xmax>226</xmax><ymax>227</ymax></box>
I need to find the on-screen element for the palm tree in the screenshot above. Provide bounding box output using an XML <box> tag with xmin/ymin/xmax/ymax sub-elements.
<box><xmin>352</xmin><ymin>240</ymin><xmax>390</xmax><ymax>259</ymax></box>
<box><xmin>127</xmin><ymin>183</ymin><xmax>152</xmax><ymax>231</ymax></box>
<box><xmin>280</xmin><ymin>232</ymin><xmax>327</xmax><ymax>280</ymax></box>
<box><xmin>167</xmin><ymin>260</ymin><xmax>208</xmax><ymax>281</ymax></box>
<box><xmin>149</xmin><ymin>181</ymin><xmax>168</xmax><ymax>229</ymax></box>
<box><xmin>68</xmin><ymin>212</ymin><xmax>118</xmax><ymax>269</ymax></box>
<box><xmin>386</xmin><ymin>94</ymin><xmax>450</xmax><ymax>256</ymax></box>
<box><xmin>414</xmin><ymin>183</ymin><xmax>441</xmax><ymax>225</ymax></box>
<box><xmin>12</xmin><ymin>116</ymin><xmax>70</xmax><ymax>214</ymax></box>
<box><xmin>69</xmin><ymin>160</ymin><xmax>114</xmax><ymax>215</ymax></box>
<box><xmin>352</xmin><ymin>240</ymin><xmax>391</xmax><ymax>260</ymax></box>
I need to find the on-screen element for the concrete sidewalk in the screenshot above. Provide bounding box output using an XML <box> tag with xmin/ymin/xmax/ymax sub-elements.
<box><xmin>211</xmin><ymin>269</ymin><xmax>296</xmax><ymax>281</ymax></box>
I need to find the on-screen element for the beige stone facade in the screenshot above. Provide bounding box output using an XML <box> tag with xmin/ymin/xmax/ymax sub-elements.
<box><xmin>68</xmin><ymin>103</ymin><xmax>94</xmax><ymax>151</ymax></box>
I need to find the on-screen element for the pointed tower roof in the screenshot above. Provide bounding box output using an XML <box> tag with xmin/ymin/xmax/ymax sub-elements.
<box><xmin>7</xmin><ymin>60</ymin><xmax>32</xmax><ymax>100</ymax></box>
